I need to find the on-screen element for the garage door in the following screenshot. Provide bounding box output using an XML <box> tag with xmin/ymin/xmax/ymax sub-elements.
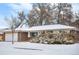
<box><xmin>5</xmin><ymin>32</ymin><xmax>18</xmax><ymax>42</ymax></box>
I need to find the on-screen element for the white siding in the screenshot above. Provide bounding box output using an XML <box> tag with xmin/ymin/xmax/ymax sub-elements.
<box><xmin>5</xmin><ymin>32</ymin><xmax>18</xmax><ymax>42</ymax></box>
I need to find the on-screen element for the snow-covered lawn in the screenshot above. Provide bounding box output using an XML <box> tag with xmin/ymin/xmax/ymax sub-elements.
<box><xmin>0</xmin><ymin>42</ymin><xmax>79</xmax><ymax>55</ymax></box>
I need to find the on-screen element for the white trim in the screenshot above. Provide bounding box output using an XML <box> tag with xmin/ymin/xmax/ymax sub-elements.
<box><xmin>28</xmin><ymin>32</ymin><xmax>30</xmax><ymax>37</ymax></box>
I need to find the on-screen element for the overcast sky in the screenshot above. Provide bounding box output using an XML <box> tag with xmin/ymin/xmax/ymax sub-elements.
<box><xmin>0</xmin><ymin>3</ymin><xmax>79</xmax><ymax>28</ymax></box>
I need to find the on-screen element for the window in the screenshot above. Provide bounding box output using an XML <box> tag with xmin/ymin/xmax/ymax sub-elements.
<box><xmin>30</xmin><ymin>32</ymin><xmax>38</xmax><ymax>37</ymax></box>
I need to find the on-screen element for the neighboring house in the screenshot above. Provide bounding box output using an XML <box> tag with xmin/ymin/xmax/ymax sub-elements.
<box><xmin>0</xmin><ymin>32</ymin><xmax>5</xmax><ymax>41</ymax></box>
<box><xmin>0</xmin><ymin>27</ymin><xmax>9</xmax><ymax>41</ymax></box>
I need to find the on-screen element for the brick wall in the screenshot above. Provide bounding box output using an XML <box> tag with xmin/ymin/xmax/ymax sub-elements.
<box><xmin>18</xmin><ymin>32</ymin><xmax>29</xmax><ymax>42</ymax></box>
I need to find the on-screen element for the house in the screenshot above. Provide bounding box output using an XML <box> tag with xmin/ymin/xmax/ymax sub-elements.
<box><xmin>0</xmin><ymin>24</ymin><xmax>78</xmax><ymax>43</ymax></box>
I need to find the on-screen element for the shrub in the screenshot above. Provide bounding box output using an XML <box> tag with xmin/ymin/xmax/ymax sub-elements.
<box><xmin>52</xmin><ymin>41</ymin><xmax>62</xmax><ymax>44</ymax></box>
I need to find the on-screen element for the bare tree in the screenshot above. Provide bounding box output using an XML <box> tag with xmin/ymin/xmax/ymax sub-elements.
<box><xmin>28</xmin><ymin>3</ymin><xmax>73</xmax><ymax>27</ymax></box>
<box><xmin>5</xmin><ymin>16</ymin><xmax>20</xmax><ymax>44</ymax></box>
<box><xmin>71</xmin><ymin>12</ymin><xmax>79</xmax><ymax>28</ymax></box>
<box><xmin>17</xmin><ymin>11</ymin><xmax>27</xmax><ymax>27</ymax></box>
<box><xmin>28</xmin><ymin>3</ymin><xmax>56</xmax><ymax>27</ymax></box>
<box><xmin>57</xmin><ymin>3</ymin><xmax>73</xmax><ymax>25</ymax></box>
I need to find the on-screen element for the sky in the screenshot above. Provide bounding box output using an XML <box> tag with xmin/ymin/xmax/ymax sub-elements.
<box><xmin>0</xmin><ymin>3</ymin><xmax>79</xmax><ymax>28</ymax></box>
<box><xmin>0</xmin><ymin>3</ymin><xmax>32</xmax><ymax>28</ymax></box>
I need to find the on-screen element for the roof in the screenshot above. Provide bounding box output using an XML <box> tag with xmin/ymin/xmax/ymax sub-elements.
<box><xmin>28</xmin><ymin>24</ymin><xmax>76</xmax><ymax>32</ymax></box>
<box><xmin>0</xmin><ymin>26</ymin><xmax>8</xmax><ymax>29</ymax></box>
<box><xmin>1</xmin><ymin>24</ymin><xmax>77</xmax><ymax>32</ymax></box>
<box><xmin>15</xmin><ymin>24</ymin><xmax>29</xmax><ymax>32</ymax></box>
<box><xmin>0</xmin><ymin>26</ymin><xmax>9</xmax><ymax>32</ymax></box>
<box><xmin>3</xmin><ymin>24</ymin><xmax>29</xmax><ymax>32</ymax></box>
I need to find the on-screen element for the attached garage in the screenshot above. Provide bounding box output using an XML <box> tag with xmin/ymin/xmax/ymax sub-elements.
<box><xmin>0</xmin><ymin>24</ymin><xmax>30</xmax><ymax>42</ymax></box>
<box><xmin>4</xmin><ymin>29</ymin><xmax>29</xmax><ymax>42</ymax></box>
<box><xmin>5</xmin><ymin>32</ymin><xmax>18</xmax><ymax>42</ymax></box>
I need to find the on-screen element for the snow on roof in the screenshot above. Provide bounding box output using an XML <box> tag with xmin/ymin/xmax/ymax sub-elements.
<box><xmin>1</xmin><ymin>25</ymin><xmax>29</xmax><ymax>32</ymax></box>
<box><xmin>15</xmin><ymin>24</ymin><xmax>29</xmax><ymax>32</ymax></box>
<box><xmin>0</xmin><ymin>26</ymin><xmax>9</xmax><ymax>32</ymax></box>
<box><xmin>2</xmin><ymin>24</ymin><xmax>77</xmax><ymax>32</ymax></box>
<box><xmin>0</xmin><ymin>26</ymin><xmax>8</xmax><ymax>29</ymax></box>
<box><xmin>28</xmin><ymin>24</ymin><xmax>76</xmax><ymax>32</ymax></box>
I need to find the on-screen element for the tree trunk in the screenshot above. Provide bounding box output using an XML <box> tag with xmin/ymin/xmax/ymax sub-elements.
<box><xmin>12</xmin><ymin>29</ymin><xmax>14</xmax><ymax>44</ymax></box>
